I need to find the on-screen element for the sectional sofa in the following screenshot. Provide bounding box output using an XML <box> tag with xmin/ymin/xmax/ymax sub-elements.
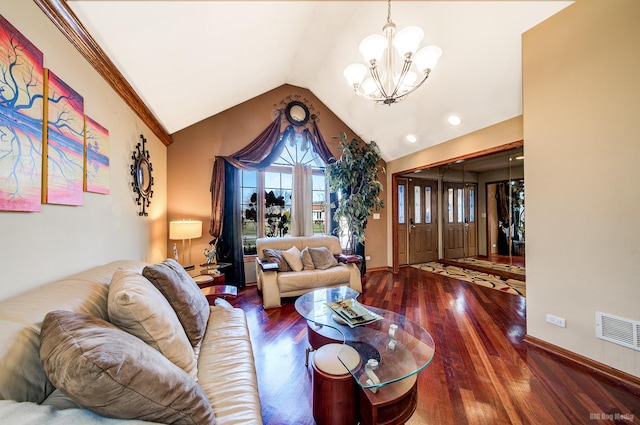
<box><xmin>0</xmin><ymin>259</ymin><xmax>262</xmax><ymax>424</ymax></box>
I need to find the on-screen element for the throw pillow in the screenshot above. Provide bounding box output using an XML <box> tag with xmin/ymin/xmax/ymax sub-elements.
<box><xmin>308</xmin><ymin>247</ymin><xmax>339</xmax><ymax>270</ymax></box>
<box><xmin>281</xmin><ymin>246</ymin><xmax>303</xmax><ymax>272</ymax></box>
<box><xmin>108</xmin><ymin>268</ymin><xmax>198</xmax><ymax>380</ymax></box>
<box><xmin>142</xmin><ymin>259</ymin><xmax>210</xmax><ymax>349</ymax></box>
<box><xmin>39</xmin><ymin>310</ymin><xmax>215</xmax><ymax>425</ymax></box>
<box><xmin>300</xmin><ymin>247</ymin><xmax>315</xmax><ymax>270</ymax></box>
<box><xmin>262</xmin><ymin>249</ymin><xmax>291</xmax><ymax>272</ymax></box>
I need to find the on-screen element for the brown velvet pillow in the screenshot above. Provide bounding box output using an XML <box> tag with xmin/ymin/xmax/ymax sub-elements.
<box><xmin>142</xmin><ymin>259</ymin><xmax>210</xmax><ymax>349</ymax></box>
<box><xmin>262</xmin><ymin>249</ymin><xmax>291</xmax><ymax>272</ymax></box>
<box><xmin>39</xmin><ymin>310</ymin><xmax>215</xmax><ymax>425</ymax></box>
<box><xmin>300</xmin><ymin>247</ymin><xmax>315</xmax><ymax>270</ymax></box>
<box><xmin>308</xmin><ymin>247</ymin><xmax>339</xmax><ymax>270</ymax></box>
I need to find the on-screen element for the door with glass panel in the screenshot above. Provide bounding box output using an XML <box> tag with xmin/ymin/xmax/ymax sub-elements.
<box><xmin>397</xmin><ymin>178</ymin><xmax>409</xmax><ymax>265</ymax></box>
<box><xmin>408</xmin><ymin>179</ymin><xmax>438</xmax><ymax>263</ymax></box>
<box><xmin>396</xmin><ymin>178</ymin><xmax>438</xmax><ymax>265</ymax></box>
<box><xmin>443</xmin><ymin>182</ymin><xmax>477</xmax><ymax>259</ymax></box>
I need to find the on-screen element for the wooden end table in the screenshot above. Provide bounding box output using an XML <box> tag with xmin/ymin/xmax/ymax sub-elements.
<box><xmin>201</xmin><ymin>284</ymin><xmax>238</xmax><ymax>305</ymax></box>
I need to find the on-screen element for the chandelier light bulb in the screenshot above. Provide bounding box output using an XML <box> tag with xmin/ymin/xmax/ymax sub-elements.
<box><xmin>361</xmin><ymin>78</ymin><xmax>379</xmax><ymax>96</ymax></box>
<box><xmin>359</xmin><ymin>34</ymin><xmax>387</xmax><ymax>64</ymax></box>
<box><xmin>396</xmin><ymin>71</ymin><xmax>418</xmax><ymax>93</ymax></box>
<box><xmin>393</xmin><ymin>26</ymin><xmax>424</xmax><ymax>58</ymax></box>
<box><xmin>413</xmin><ymin>45</ymin><xmax>443</xmax><ymax>73</ymax></box>
<box><xmin>344</xmin><ymin>63</ymin><xmax>368</xmax><ymax>87</ymax></box>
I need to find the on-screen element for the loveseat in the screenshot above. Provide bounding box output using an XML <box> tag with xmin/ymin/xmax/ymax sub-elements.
<box><xmin>255</xmin><ymin>235</ymin><xmax>362</xmax><ymax>308</ymax></box>
<box><xmin>0</xmin><ymin>259</ymin><xmax>262</xmax><ymax>424</ymax></box>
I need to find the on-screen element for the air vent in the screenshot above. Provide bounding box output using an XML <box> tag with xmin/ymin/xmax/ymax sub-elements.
<box><xmin>595</xmin><ymin>312</ymin><xmax>640</xmax><ymax>352</ymax></box>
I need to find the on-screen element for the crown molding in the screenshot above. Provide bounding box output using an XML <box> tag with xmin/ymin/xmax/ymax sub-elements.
<box><xmin>33</xmin><ymin>0</ymin><xmax>173</xmax><ymax>147</ymax></box>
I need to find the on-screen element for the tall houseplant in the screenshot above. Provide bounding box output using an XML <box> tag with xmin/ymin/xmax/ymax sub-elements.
<box><xmin>326</xmin><ymin>132</ymin><xmax>385</xmax><ymax>255</ymax></box>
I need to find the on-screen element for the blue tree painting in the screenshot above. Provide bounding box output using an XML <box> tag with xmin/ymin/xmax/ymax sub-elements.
<box><xmin>0</xmin><ymin>14</ymin><xmax>44</xmax><ymax>212</ymax></box>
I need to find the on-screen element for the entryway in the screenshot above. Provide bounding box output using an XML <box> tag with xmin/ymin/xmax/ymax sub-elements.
<box><xmin>393</xmin><ymin>143</ymin><xmax>525</xmax><ymax>274</ymax></box>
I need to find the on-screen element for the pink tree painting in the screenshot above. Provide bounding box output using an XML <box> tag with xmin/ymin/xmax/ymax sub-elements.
<box><xmin>44</xmin><ymin>69</ymin><xmax>84</xmax><ymax>205</ymax></box>
<box><xmin>0</xmin><ymin>14</ymin><xmax>44</xmax><ymax>212</ymax></box>
<box><xmin>84</xmin><ymin>115</ymin><xmax>109</xmax><ymax>194</ymax></box>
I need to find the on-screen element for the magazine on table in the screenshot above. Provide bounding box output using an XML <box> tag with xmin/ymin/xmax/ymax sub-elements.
<box><xmin>326</xmin><ymin>299</ymin><xmax>382</xmax><ymax>328</ymax></box>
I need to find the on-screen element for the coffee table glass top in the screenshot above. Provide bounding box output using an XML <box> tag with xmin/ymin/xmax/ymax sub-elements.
<box><xmin>295</xmin><ymin>286</ymin><xmax>435</xmax><ymax>389</ymax></box>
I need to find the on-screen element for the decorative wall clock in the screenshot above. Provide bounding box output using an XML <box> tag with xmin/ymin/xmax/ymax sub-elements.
<box><xmin>130</xmin><ymin>134</ymin><xmax>153</xmax><ymax>216</ymax></box>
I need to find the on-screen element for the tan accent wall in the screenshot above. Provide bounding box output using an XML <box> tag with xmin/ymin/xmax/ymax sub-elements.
<box><xmin>523</xmin><ymin>0</ymin><xmax>640</xmax><ymax>377</ymax></box>
<box><xmin>0</xmin><ymin>0</ymin><xmax>168</xmax><ymax>300</ymax></box>
<box><xmin>168</xmin><ymin>84</ymin><xmax>388</xmax><ymax>271</ymax></box>
<box><xmin>386</xmin><ymin>116</ymin><xmax>524</xmax><ymax>267</ymax></box>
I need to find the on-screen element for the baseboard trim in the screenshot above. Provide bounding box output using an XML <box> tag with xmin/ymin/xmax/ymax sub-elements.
<box><xmin>524</xmin><ymin>335</ymin><xmax>640</xmax><ymax>394</ymax></box>
<box><xmin>365</xmin><ymin>266</ymin><xmax>393</xmax><ymax>273</ymax></box>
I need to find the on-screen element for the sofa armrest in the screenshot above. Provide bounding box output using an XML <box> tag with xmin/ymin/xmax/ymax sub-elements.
<box><xmin>256</xmin><ymin>258</ymin><xmax>279</xmax><ymax>272</ymax></box>
<box><xmin>335</xmin><ymin>254</ymin><xmax>363</xmax><ymax>265</ymax></box>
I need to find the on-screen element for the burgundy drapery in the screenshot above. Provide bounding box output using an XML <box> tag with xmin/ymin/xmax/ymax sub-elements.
<box><xmin>209</xmin><ymin>111</ymin><xmax>334</xmax><ymax>238</ymax></box>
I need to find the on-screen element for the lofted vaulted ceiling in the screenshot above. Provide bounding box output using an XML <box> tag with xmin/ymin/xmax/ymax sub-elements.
<box><xmin>61</xmin><ymin>0</ymin><xmax>572</xmax><ymax>162</ymax></box>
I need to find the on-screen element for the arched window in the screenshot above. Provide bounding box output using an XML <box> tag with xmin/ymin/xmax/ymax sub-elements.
<box><xmin>239</xmin><ymin>129</ymin><xmax>327</xmax><ymax>255</ymax></box>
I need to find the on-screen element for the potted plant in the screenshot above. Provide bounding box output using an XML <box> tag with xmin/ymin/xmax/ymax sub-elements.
<box><xmin>326</xmin><ymin>132</ymin><xmax>385</xmax><ymax>258</ymax></box>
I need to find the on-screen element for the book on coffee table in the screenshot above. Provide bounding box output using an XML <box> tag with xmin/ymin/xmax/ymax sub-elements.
<box><xmin>326</xmin><ymin>299</ymin><xmax>382</xmax><ymax>328</ymax></box>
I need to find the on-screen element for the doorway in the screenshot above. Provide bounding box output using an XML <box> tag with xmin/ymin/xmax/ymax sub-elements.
<box><xmin>397</xmin><ymin>177</ymin><xmax>438</xmax><ymax>264</ymax></box>
<box><xmin>392</xmin><ymin>142</ymin><xmax>525</xmax><ymax>272</ymax></box>
<box><xmin>443</xmin><ymin>182</ymin><xmax>477</xmax><ymax>259</ymax></box>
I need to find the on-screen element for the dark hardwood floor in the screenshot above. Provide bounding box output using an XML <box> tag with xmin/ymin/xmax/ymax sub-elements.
<box><xmin>228</xmin><ymin>267</ymin><xmax>639</xmax><ymax>424</ymax></box>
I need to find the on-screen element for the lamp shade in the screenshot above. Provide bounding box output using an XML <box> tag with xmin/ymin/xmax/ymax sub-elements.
<box><xmin>169</xmin><ymin>220</ymin><xmax>202</xmax><ymax>240</ymax></box>
<box><xmin>344</xmin><ymin>63</ymin><xmax>368</xmax><ymax>87</ymax></box>
<box><xmin>393</xmin><ymin>26</ymin><xmax>424</xmax><ymax>57</ymax></box>
<box><xmin>359</xmin><ymin>34</ymin><xmax>387</xmax><ymax>64</ymax></box>
<box><xmin>413</xmin><ymin>45</ymin><xmax>442</xmax><ymax>73</ymax></box>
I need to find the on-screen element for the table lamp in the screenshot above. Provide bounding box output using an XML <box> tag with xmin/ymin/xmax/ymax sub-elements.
<box><xmin>169</xmin><ymin>219</ymin><xmax>202</xmax><ymax>270</ymax></box>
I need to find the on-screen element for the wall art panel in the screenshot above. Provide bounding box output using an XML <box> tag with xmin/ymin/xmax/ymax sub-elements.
<box><xmin>43</xmin><ymin>69</ymin><xmax>84</xmax><ymax>205</ymax></box>
<box><xmin>0</xmin><ymin>14</ymin><xmax>44</xmax><ymax>212</ymax></box>
<box><xmin>84</xmin><ymin>115</ymin><xmax>109</xmax><ymax>194</ymax></box>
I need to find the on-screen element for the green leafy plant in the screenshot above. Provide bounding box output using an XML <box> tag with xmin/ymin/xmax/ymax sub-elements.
<box><xmin>326</xmin><ymin>132</ymin><xmax>385</xmax><ymax>253</ymax></box>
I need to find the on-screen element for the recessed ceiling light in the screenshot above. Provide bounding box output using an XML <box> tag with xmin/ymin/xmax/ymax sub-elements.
<box><xmin>406</xmin><ymin>134</ymin><xmax>417</xmax><ymax>143</ymax></box>
<box><xmin>448</xmin><ymin>115</ymin><xmax>462</xmax><ymax>126</ymax></box>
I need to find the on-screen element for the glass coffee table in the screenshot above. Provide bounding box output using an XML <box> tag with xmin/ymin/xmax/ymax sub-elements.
<box><xmin>295</xmin><ymin>286</ymin><xmax>435</xmax><ymax>425</ymax></box>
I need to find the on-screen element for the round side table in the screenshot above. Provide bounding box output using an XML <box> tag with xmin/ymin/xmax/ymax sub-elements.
<box><xmin>312</xmin><ymin>343</ymin><xmax>360</xmax><ymax>425</ymax></box>
<box><xmin>193</xmin><ymin>275</ymin><xmax>214</xmax><ymax>288</ymax></box>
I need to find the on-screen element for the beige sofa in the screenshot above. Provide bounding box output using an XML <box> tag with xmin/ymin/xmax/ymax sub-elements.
<box><xmin>255</xmin><ymin>235</ymin><xmax>362</xmax><ymax>308</ymax></box>
<box><xmin>0</xmin><ymin>260</ymin><xmax>262</xmax><ymax>424</ymax></box>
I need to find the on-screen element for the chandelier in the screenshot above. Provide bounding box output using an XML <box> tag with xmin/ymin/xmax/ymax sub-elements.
<box><xmin>343</xmin><ymin>0</ymin><xmax>442</xmax><ymax>105</ymax></box>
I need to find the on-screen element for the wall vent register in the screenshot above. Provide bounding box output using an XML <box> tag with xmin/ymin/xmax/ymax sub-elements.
<box><xmin>595</xmin><ymin>312</ymin><xmax>640</xmax><ymax>352</ymax></box>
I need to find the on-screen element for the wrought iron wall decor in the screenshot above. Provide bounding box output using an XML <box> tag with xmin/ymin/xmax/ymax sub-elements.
<box><xmin>276</xmin><ymin>95</ymin><xmax>318</xmax><ymax>129</ymax></box>
<box><xmin>130</xmin><ymin>134</ymin><xmax>154</xmax><ymax>216</ymax></box>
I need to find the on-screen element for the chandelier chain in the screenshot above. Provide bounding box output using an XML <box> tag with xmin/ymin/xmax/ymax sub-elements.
<box><xmin>386</xmin><ymin>0</ymin><xmax>392</xmax><ymax>24</ymax></box>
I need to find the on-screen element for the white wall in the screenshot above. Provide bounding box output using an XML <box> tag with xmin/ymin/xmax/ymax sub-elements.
<box><xmin>0</xmin><ymin>1</ymin><xmax>167</xmax><ymax>300</ymax></box>
<box><xmin>523</xmin><ymin>0</ymin><xmax>639</xmax><ymax>377</ymax></box>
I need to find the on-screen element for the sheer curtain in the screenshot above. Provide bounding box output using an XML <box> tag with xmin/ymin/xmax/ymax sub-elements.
<box><xmin>291</xmin><ymin>164</ymin><xmax>313</xmax><ymax>236</ymax></box>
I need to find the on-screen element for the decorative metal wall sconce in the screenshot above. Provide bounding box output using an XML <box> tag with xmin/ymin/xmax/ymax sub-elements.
<box><xmin>130</xmin><ymin>134</ymin><xmax>154</xmax><ymax>216</ymax></box>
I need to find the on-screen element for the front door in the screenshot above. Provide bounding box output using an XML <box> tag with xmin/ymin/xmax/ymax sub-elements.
<box><xmin>443</xmin><ymin>182</ymin><xmax>477</xmax><ymax>259</ymax></box>
<box><xmin>408</xmin><ymin>179</ymin><xmax>438</xmax><ymax>263</ymax></box>
<box><xmin>396</xmin><ymin>177</ymin><xmax>438</xmax><ymax>265</ymax></box>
